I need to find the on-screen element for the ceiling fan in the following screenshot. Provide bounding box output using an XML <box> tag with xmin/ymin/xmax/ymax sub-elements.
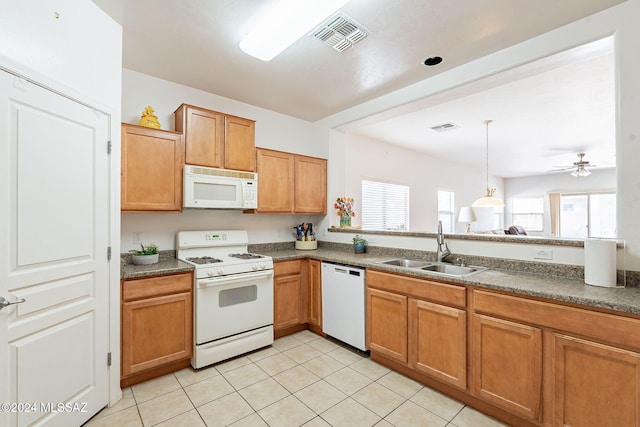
<box><xmin>551</xmin><ymin>152</ymin><xmax>595</xmax><ymax>177</ymax></box>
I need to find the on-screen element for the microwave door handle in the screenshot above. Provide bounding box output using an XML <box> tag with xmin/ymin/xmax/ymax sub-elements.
<box><xmin>198</xmin><ymin>271</ymin><xmax>274</xmax><ymax>287</ymax></box>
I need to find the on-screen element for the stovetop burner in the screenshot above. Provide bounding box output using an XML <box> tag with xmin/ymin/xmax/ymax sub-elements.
<box><xmin>186</xmin><ymin>256</ymin><xmax>223</xmax><ymax>265</ymax></box>
<box><xmin>228</xmin><ymin>253</ymin><xmax>265</xmax><ymax>260</ymax></box>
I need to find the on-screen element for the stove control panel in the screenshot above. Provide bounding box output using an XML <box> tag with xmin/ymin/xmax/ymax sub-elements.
<box><xmin>205</xmin><ymin>233</ymin><xmax>228</xmax><ymax>241</ymax></box>
<box><xmin>207</xmin><ymin>267</ymin><xmax>225</xmax><ymax>277</ymax></box>
<box><xmin>252</xmin><ymin>263</ymin><xmax>268</xmax><ymax>271</ymax></box>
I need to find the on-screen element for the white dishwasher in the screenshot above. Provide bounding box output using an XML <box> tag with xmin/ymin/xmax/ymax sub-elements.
<box><xmin>321</xmin><ymin>262</ymin><xmax>367</xmax><ymax>351</ymax></box>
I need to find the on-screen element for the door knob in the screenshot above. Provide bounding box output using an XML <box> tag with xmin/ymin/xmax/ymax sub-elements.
<box><xmin>0</xmin><ymin>296</ymin><xmax>26</xmax><ymax>311</ymax></box>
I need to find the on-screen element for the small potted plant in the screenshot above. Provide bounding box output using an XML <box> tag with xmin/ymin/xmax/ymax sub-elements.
<box><xmin>130</xmin><ymin>243</ymin><xmax>159</xmax><ymax>265</ymax></box>
<box><xmin>353</xmin><ymin>235</ymin><xmax>368</xmax><ymax>254</ymax></box>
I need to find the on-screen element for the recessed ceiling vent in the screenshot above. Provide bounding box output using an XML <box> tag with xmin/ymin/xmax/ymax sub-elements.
<box><xmin>430</xmin><ymin>122</ymin><xmax>459</xmax><ymax>133</ymax></box>
<box><xmin>311</xmin><ymin>13</ymin><xmax>368</xmax><ymax>53</ymax></box>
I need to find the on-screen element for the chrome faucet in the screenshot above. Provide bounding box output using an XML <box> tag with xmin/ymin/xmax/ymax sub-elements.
<box><xmin>436</xmin><ymin>220</ymin><xmax>451</xmax><ymax>262</ymax></box>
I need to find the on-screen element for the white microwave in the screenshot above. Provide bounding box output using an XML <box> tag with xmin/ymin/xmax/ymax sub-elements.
<box><xmin>183</xmin><ymin>165</ymin><xmax>258</xmax><ymax>209</ymax></box>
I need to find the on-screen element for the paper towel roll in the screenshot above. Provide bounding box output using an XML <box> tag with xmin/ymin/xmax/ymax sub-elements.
<box><xmin>584</xmin><ymin>239</ymin><xmax>617</xmax><ymax>287</ymax></box>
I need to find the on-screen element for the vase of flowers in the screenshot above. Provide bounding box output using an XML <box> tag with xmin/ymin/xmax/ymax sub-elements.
<box><xmin>335</xmin><ymin>196</ymin><xmax>355</xmax><ymax>227</ymax></box>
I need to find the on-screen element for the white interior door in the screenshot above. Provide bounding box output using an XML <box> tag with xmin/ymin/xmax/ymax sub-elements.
<box><xmin>0</xmin><ymin>69</ymin><xmax>110</xmax><ymax>426</ymax></box>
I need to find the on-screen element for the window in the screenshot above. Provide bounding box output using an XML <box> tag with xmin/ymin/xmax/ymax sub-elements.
<box><xmin>512</xmin><ymin>197</ymin><xmax>544</xmax><ymax>232</ymax></box>
<box><xmin>437</xmin><ymin>190</ymin><xmax>455</xmax><ymax>233</ymax></box>
<box><xmin>559</xmin><ymin>192</ymin><xmax>616</xmax><ymax>238</ymax></box>
<box><xmin>361</xmin><ymin>179</ymin><xmax>410</xmax><ymax>231</ymax></box>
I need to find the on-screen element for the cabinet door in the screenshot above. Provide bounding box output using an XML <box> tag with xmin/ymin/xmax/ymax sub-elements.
<box><xmin>121</xmin><ymin>124</ymin><xmax>183</xmax><ymax>212</ymax></box>
<box><xmin>121</xmin><ymin>291</ymin><xmax>192</xmax><ymax>377</ymax></box>
<box><xmin>471</xmin><ymin>314</ymin><xmax>542</xmax><ymax>420</ymax></box>
<box><xmin>225</xmin><ymin>115</ymin><xmax>255</xmax><ymax>171</ymax></box>
<box><xmin>274</xmin><ymin>265</ymin><xmax>303</xmax><ymax>331</ymax></box>
<box><xmin>256</xmin><ymin>148</ymin><xmax>294</xmax><ymax>212</ymax></box>
<box><xmin>366</xmin><ymin>287</ymin><xmax>408</xmax><ymax>363</ymax></box>
<box><xmin>409</xmin><ymin>299</ymin><xmax>467</xmax><ymax>389</ymax></box>
<box><xmin>294</xmin><ymin>155</ymin><xmax>327</xmax><ymax>214</ymax></box>
<box><xmin>554</xmin><ymin>334</ymin><xmax>640</xmax><ymax>427</ymax></box>
<box><xmin>182</xmin><ymin>105</ymin><xmax>224</xmax><ymax>168</ymax></box>
<box><xmin>308</xmin><ymin>259</ymin><xmax>322</xmax><ymax>329</ymax></box>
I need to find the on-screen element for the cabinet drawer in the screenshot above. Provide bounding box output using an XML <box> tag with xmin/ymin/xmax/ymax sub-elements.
<box><xmin>274</xmin><ymin>260</ymin><xmax>302</xmax><ymax>276</ymax></box>
<box><xmin>472</xmin><ymin>289</ymin><xmax>640</xmax><ymax>351</ymax></box>
<box><xmin>122</xmin><ymin>273</ymin><xmax>192</xmax><ymax>301</ymax></box>
<box><xmin>368</xmin><ymin>270</ymin><xmax>466</xmax><ymax>308</ymax></box>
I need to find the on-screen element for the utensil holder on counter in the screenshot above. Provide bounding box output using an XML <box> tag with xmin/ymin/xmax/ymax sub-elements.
<box><xmin>295</xmin><ymin>240</ymin><xmax>318</xmax><ymax>250</ymax></box>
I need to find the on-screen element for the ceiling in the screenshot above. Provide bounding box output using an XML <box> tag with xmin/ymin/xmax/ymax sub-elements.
<box><xmin>92</xmin><ymin>0</ymin><xmax>622</xmax><ymax>178</ymax></box>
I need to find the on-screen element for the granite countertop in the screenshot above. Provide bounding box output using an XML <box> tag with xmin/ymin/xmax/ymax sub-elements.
<box><xmin>119</xmin><ymin>246</ymin><xmax>640</xmax><ymax>316</ymax></box>
<box><xmin>258</xmin><ymin>247</ymin><xmax>640</xmax><ymax>316</ymax></box>
<box><xmin>121</xmin><ymin>255</ymin><xmax>194</xmax><ymax>280</ymax></box>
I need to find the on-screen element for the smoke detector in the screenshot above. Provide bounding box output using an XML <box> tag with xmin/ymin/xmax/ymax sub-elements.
<box><xmin>311</xmin><ymin>13</ymin><xmax>368</xmax><ymax>52</ymax></box>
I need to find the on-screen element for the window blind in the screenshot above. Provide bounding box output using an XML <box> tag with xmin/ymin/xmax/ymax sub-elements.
<box><xmin>361</xmin><ymin>180</ymin><xmax>409</xmax><ymax>231</ymax></box>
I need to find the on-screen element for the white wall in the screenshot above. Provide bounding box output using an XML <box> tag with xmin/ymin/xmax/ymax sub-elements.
<box><xmin>343</xmin><ymin>133</ymin><xmax>504</xmax><ymax>233</ymax></box>
<box><xmin>504</xmin><ymin>168</ymin><xmax>616</xmax><ymax>236</ymax></box>
<box><xmin>0</xmin><ymin>0</ymin><xmax>123</xmax><ymax>408</ymax></box>
<box><xmin>120</xmin><ymin>69</ymin><xmax>326</xmax><ymax>250</ymax></box>
<box><xmin>318</xmin><ymin>0</ymin><xmax>640</xmax><ymax>269</ymax></box>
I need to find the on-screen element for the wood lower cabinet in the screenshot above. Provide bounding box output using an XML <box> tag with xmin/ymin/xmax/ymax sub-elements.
<box><xmin>554</xmin><ymin>334</ymin><xmax>640</xmax><ymax>427</ymax></box>
<box><xmin>274</xmin><ymin>260</ymin><xmax>305</xmax><ymax>337</ymax></box>
<box><xmin>367</xmin><ymin>287</ymin><xmax>408</xmax><ymax>363</ymax></box>
<box><xmin>174</xmin><ymin>104</ymin><xmax>255</xmax><ymax>172</ymax></box>
<box><xmin>471</xmin><ymin>314</ymin><xmax>542</xmax><ymax>421</ymax></box>
<box><xmin>121</xmin><ymin>272</ymin><xmax>193</xmax><ymax>387</ymax></box>
<box><xmin>409</xmin><ymin>299</ymin><xmax>466</xmax><ymax>389</ymax></box>
<box><xmin>255</xmin><ymin>148</ymin><xmax>327</xmax><ymax>214</ymax></box>
<box><xmin>308</xmin><ymin>259</ymin><xmax>322</xmax><ymax>332</ymax></box>
<box><xmin>121</xmin><ymin>123</ymin><xmax>183</xmax><ymax>212</ymax></box>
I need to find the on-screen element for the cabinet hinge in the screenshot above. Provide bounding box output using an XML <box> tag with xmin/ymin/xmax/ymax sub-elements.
<box><xmin>107</xmin><ymin>246</ymin><xmax>112</xmax><ymax>261</ymax></box>
<box><xmin>107</xmin><ymin>352</ymin><xmax>112</xmax><ymax>367</ymax></box>
<box><xmin>107</xmin><ymin>140</ymin><xmax>112</xmax><ymax>154</ymax></box>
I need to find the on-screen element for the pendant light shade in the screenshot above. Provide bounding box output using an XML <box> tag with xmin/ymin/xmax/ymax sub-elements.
<box><xmin>472</xmin><ymin>120</ymin><xmax>505</xmax><ymax>207</ymax></box>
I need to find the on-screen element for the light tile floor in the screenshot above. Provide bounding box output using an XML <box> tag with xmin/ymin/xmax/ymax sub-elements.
<box><xmin>84</xmin><ymin>331</ymin><xmax>509</xmax><ymax>427</ymax></box>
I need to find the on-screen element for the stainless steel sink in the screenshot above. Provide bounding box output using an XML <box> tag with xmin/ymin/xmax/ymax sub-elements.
<box><xmin>419</xmin><ymin>263</ymin><xmax>486</xmax><ymax>277</ymax></box>
<box><xmin>375</xmin><ymin>258</ymin><xmax>486</xmax><ymax>277</ymax></box>
<box><xmin>376</xmin><ymin>259</ymin><xmax>431</xmax><ymax>268</ymax></box>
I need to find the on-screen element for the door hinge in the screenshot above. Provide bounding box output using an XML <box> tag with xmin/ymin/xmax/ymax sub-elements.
<box><xmin>107</xmin><ymin>352</ymin><xmax>112</xmax><ymax>367</ymax></box>
<box><xmin>107</xmin><ymin>140</ymin><xmax>112</xmax><ymax>154</ymax></box>
<box><xmin>107</xmin><ymin>246</ymin><xmax>112</xmax><ymax>261</ymax></box>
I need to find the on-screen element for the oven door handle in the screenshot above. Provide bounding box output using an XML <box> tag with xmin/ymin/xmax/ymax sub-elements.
<box><xmin>198</xmin><ymin>270</ymin><xmax>274</xmax><ymax>287</ymax></box>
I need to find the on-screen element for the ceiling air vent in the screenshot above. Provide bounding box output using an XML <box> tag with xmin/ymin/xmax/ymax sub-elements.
<box><xmin>430</xmin><ymin>122</ymin><xmax>460</xmax><ymax>133</ymax></box>
<box><xmin>311</xmin><ymin>13</ymin><xmax>368</xmax><ymax>53</ymax></box>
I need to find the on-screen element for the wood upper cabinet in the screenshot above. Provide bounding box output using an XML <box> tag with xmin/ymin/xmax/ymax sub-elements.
<box><xmin>294</xmin><ymin>155</ymin><xmax>327</xmax><ymax>214</ymax></box>
<box><xmin>471</xmin><ymin>313</ymin><xmax>542</xmax><ymax>421</ymax></box>
<box><xmin>273</xmin><ymin>260</ymin><xmax>305</xmax><ymax>335</ymax></box>
<box><xmin>255</xmin><ymin>148</ymin><xmax>327</xmax><ymax>214</ymax></box>
<box><xmin>121</xmin><ymin>272</ymin><xmax>193</xmax><ymax>386</ymax></box>
<box><xmin>121</xmin><ymin>123</ymin><xmax>183</xmax><ymax>212</ymax></box>
<box><xmin>175</xmin><ymin>104</ymin><xmax>255</xmax><ymax>171</ymax></box>
<box><xmin>308</xmin><ymin>259</ymin><xmax>322</xmax><ymax>330</ymax></box>
<box><xmin>553</xmin><ymin>334</ymin><xmax>640</xmax><ymax>427</ymax></box>
<box><xmin>366</xmin><ymin>287</ymin><xmax>408</xmax><ymax>363</ymax></box>
<box><xmin>256</xmin><ymin>148</ymin><xmax>294</xmax><ymax>212</ymax></box>
<box><xmin>409</xmin><ymin>299</ymin><xmax>467</xmax><ymax>389</ymax></box>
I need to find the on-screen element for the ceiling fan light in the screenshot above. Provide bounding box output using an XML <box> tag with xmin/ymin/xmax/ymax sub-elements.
<box><xmin>571</xmin><ymin>166</ymin><xmax>591</xmax><ymax>177</ymax></box>
<box><xmin>239</xmin><ymin>0</ymin><xmax>350</xmax><ymax>61</ymax></box>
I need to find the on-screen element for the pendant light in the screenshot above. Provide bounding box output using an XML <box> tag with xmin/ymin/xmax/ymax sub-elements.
<box><xmin>472</xmin><ymin>120</ymin><xmax>505</xmax><ymax>207</ymax></box>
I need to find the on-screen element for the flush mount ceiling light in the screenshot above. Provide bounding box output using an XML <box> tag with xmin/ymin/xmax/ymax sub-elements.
<box><xmin>472</xmin><ymin>120</ymin><xmax>505</xmax><ymax>207</ymax></box>
<box><xmin>239</xmin><ymin>0</ymin><xmax>350</xmax><ymax>61</ymax></box>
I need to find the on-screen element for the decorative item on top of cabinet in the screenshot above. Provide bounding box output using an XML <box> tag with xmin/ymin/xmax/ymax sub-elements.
<box><xmin>138</xmin><ymin>105</ymin><xmax>161</xmax><ymax>129</ymax></box>
<box><xmin>253</xmin><ymin>148</ymin><xmax>327</xmax><ymax>214</ymax></box>
<box><xmin>174</xmin><ymin>103</ymin><xmax>255</xmax><ymax>172</ymax></box>
<box><xmin>121</xmin><ymin>123</ymin><xmax>183</xmax><ymax>212</ymax></box>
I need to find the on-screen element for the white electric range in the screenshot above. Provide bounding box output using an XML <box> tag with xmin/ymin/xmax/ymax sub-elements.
<box><xmin>176</xmin><ymin>230</ymin><xmax>274</xmax><ymax>369</ymax></box>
